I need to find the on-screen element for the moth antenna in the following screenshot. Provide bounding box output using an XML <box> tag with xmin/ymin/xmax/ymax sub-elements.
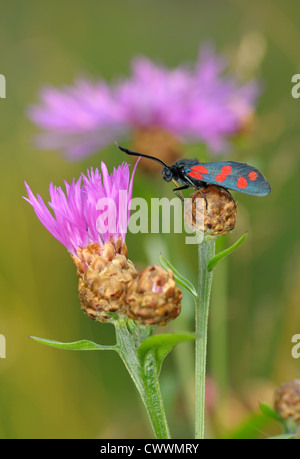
<box><xmin>115</xmin><ymin>142</ymin><xmax>168</xmax><ymax>168</ymax></box>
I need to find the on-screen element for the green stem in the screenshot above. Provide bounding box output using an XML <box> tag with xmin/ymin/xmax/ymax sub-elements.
<box><xmin>114</xmin><ymin>318</ymin><xmax>171</xmax><ymax>439</ymax></box>
<box><xmin>195</xmin><ymin>236</ymin><xmax>216</xmax><ymax>439</ymax></box>
<box><xmin>210</xmin><ymin>236</ymin><xmax>229</xmax><ymax>399</ymax></box>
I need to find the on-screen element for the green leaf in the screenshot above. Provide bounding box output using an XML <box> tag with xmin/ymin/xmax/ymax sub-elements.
<box><xmin>267</xmin><ymin>433</ymin><xmax>295</xmax><ymax>439</ymax></box>
<box><xmin>224</xmin><ymin>412</ymin><xmax>269</xmax><ymax>439</ymax></box>
<box><xmin>207</xmin><ymin>233</ymin><xmax>247</xmax><ymax>272</ymax></box>
<box><xmin>159</xmin><ymin>254</ymin><xmax>197</xmax><ymax>298</ymax></box>
<box><xmin>30</xmin><ymin>336</ymin><xmax>117</xmax><ymax>352</ymax></box>
<box><xmin>259</xmin><ymin>402</ymin><xmax>284</xmax><ymax>424</ymax></box>
<box><xmin>138</xmin><ymin>332</ymin><xmax>196</xmax><ymax>374</ymax></box>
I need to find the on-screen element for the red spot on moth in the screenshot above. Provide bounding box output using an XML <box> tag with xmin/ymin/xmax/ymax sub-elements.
<box><xmin>215</xmin><ymin>174</ymin><xmax>226</xmax><ymax>182</ymax></box>
<box><xmin>191</xmin><ymin>165</ymin><xmax>208</xmax><ymax>175</ymax></box>
<box><xmin>248</xmin><ymin>171</ymin><xmax>258</xmax><ymax>181</ymax></box>
<box><xmin>188</xmin><ymin>171</ymin><xmax>203</xmax><ymax>180</ymax></box>
<box><xmin>236</xmin><ymin>177</ymin><xmax>248</xmax><ymax>189</ymax></box>
<box><xmin>221</xmin><ymin>165</ymin><xmax>232</xmax><ymax>175</ymax></box>
<box><xmin>215</xmin><ymin>165</ymin><xmax>232</xmax><ymax>183</ymax></box>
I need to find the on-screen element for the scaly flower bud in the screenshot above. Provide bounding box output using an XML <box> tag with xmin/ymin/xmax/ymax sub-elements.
<box><xmin>184</xmin><ymin>185</ymin><xmax>237</xmax><ymax>237</ymax></box>
<box><xmin>72</xmin><ymin>238</ymin><xmax>138</xmax><ymax>323</ymax></box>
<box><xmin>274</xmin><ymin>380</ymin><xmax>300</xmax><ymax>425</ymax></box>
<box><xmin>125</xmin><ymin>265</ymin><xmax>182</xmax><ymax>326</ymax></box>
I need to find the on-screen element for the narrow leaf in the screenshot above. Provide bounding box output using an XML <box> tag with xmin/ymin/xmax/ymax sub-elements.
<box><xmin>224</xmin><ymin>412</ymin><xmax>269</xmax><ymax>439</ymax></box>
<box><xmin>259</xmin><ymin>402</ymin><xmax>284</xmax><ymax>424</ymax></box>
<box><xmin>155</xmin><ymin>346</ymin><xmax>175</xmax><ymax>375</ymax></box>
<box><xmin>30</xmin><ymin>336</ymin><xmax>117</xmax><ymax>352</ymax></box>
<box><xmin>138</xmin><ymin>332</ymin><xmax>196</xmax><ymax>373</ymax></box>
<box><xmin>267</xmin><ymin>433</ymin><xmax>295</xmax><ymax>439</ymax></box>
<box><xmin>159</xmin><ymin>254</ymin><xmax>197</xmax><ymax>298</ymax></box>
<box><xmin>207</xmin><ymin>233</ymin><xmax>247</xmax><ymax>272</ymax></box>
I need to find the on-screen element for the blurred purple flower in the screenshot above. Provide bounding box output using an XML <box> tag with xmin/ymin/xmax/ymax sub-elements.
<box><xmin>28</xmin><ymin>45</ymin><xmax>260</xmax><ymax>159</ymax></box>
<box><xmin>23</xmin><ymin>161</ymin><xmax>138</xmax><ymax>255</ymax></box>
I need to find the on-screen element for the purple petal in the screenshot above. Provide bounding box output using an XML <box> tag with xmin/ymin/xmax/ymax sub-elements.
<box><xmin>24</xmin><ymin>161</ymin><xmax>138</xmax><ymax>254</ymax></box>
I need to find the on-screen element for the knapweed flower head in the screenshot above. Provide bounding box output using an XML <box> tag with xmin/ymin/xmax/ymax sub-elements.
<box><xmin>24</xmin><ymin>161</ymin><xmax>139</xmax><ymax>322</ymax></box>
<box><xmin>28</xmin><ymin>45</ymin><xmax>259</xmax><ymax>163</ymax></box>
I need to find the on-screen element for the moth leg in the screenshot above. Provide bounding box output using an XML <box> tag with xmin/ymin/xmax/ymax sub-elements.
<box><xmin>197</xmin><ymin>187</ymin><xmax>208</xmax><ymax>210</ymax></box>
<box><xmin>171</xmin><ymin>184</ymin><xmax>198</xmax><ymax>223</ymax></box>
<box><xmin>172</xmin><ymin>184</ymin><xmax>189</xmax><ymax>201</ymax></box>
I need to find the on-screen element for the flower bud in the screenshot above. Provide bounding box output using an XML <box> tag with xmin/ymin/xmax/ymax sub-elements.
<box><xmin>71</xmin><ymin>238</ymin><xmax>138</xmax><ymax>323</ymax></box>
<box><xmin>125</xmin><ymin>265</ymin><xmax>182</xmax><ymax>326</ymax></box>
<box><xmin>184</xmin><ymin>185</ymin><xmax>237</xmax><ymax>237</ymax></box>
<box><xmin>274</xmin><ymin>379</ymin><xmax>300</xmax><ymax>424</ymax></box>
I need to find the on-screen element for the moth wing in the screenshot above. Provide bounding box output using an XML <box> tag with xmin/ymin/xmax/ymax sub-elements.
<box><xmin>187</xmin><ymin>162</ymin><xmax>271</xmax><ymax>196</ymax></box>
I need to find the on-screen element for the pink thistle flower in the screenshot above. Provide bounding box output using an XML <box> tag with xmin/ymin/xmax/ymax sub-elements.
<box><xmin>28</xmin><ymin>45</ymin><xmax>260</xmax><ymax>160</ymax></box>
<box><xmin>23</xmin><ymin>161</ymin><xmax>138</xmax><ymax>256</ymax></box>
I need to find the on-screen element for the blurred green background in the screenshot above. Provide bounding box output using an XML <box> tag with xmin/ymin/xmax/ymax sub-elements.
<box><xmin>1</xmin><ymin>0</ymin><xmax>300</xmax><ymax>439</ymax></box>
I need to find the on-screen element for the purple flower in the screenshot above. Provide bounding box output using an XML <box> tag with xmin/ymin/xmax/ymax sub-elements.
<box><xmin>28</xmin><ymin>45</ymin><xmax>260</xmax><ymax>159</ymax></box>
<box><xmin>23</xmin><ymin>161</ymin><xmax>138</xmax><ymax>255</ymax></box>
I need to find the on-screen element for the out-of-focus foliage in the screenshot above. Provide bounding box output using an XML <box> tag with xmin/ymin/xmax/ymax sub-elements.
<box><xmin>0</xmin><ymin>0</ymin><xmax>300</xmax><ymax>439</ymax></box>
